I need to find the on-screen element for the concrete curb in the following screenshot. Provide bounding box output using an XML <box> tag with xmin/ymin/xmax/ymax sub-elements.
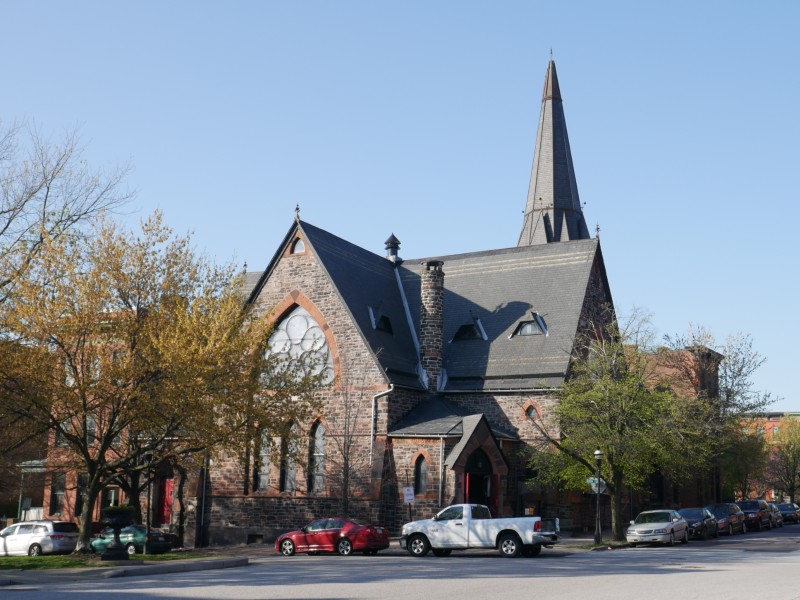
<box><xmin>0</xmin><ymin>556</ymin><xmax>249</xmax><ymax>587</ymax></box>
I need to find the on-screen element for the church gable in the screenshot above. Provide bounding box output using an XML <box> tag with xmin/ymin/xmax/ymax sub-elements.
<box><xmin>247</xmin><ymin>222</ymin><xmax>389</xmax><ymax>390</ymax></box>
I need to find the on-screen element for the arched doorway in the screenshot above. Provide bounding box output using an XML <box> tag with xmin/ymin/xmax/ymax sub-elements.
<box><xmin>464</xmin><ymin>449</ymin><xmax>492</xmax><ymax>506</ymax></box>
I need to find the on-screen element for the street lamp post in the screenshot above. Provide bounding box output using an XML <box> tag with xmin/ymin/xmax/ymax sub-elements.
<box><xmin>594</xmin><ymin>448</ymin><xmax>603</xmax><ymax>545</ymax></box>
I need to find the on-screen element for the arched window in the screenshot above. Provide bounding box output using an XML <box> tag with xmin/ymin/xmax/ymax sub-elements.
<box><xmin>414</xmin><ymin>455</ymin><xmax>428</xmax><ymax>495</ymax></box>
<box><xmin>265</xmin><ymin>306</ymin><xmax>334</xmax><ymax>385</ymax></box>
<box><xmin>290</xmin><ymin>238</ymin><xmax>305</xmax><ymax>254</ymax></box>
<box><xmin>253</xmin><ymin>428</ymin><xmax>270</xmax><ymax>492</ymax></box>
<box><xmin>308</xmin><ymin>421</ymin><xmax>326</xmax><ymax>494</ymax></box>
<box><xmin>279</xmin><ymin>424</ymin><xmax>298</xmax><ymax>493</ymax></box>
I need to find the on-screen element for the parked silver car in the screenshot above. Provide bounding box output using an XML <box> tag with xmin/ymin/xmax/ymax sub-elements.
<box><xmin>0</xmin><ymin>520</ymin><xmax>79</xmax><ymax>556</ymax></box>
<box><xmin>626</xmin><ymin>509</ymin><xmax>689</xmax><ymax>547</ymax></box>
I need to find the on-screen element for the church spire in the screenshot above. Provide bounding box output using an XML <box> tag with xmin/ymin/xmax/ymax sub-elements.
<box><xmin>518</xmin><ymin>60</ymin><xmax>590</xmax><ymax>246</ymax></box>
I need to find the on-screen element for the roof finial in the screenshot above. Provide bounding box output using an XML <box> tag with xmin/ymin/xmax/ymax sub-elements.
<box><xmin>295</xmin><ymin>204</ymin><xmax>300</xmax><ymax>221</ymax></box>
<box><xmin>549</xmin><ymin>47</ymin><xmax>553</xmax><ymax>60</ymax></box>
<box><xmin>595</xmin><ymin>223</ymin><xmax>601</xmax><ymax>240</ymax></box>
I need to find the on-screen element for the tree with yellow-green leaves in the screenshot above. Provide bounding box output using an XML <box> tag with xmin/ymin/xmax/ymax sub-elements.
<box><xmin>0</xmin><ymin>212</ymin><xmax>321</xmax><ymax>551</ymax></box>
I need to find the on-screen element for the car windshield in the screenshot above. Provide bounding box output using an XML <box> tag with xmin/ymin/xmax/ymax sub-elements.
<box><xmin>679</xmin><ymin>509</ymin><xmax>703</xmax><ymax>519</ymax></box>
<box><xmin>634</xmin><ymin>512</ymin><xmax>671</xmax><ymax>524</ymax></box>
<box><xmin>778</xmin><ymin>504</ymin><xmax>796</xmax><ymax>510</ymax></box>
<box><xmin>738</xmin><ymin>501</ymin><xmax>759</xmax><ymax>510</ymax></box>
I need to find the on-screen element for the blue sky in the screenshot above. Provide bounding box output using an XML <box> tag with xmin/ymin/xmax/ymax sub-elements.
<box><xmin>2</xmin><ymin>1</ymin><xmax>798</xmax><ymax>410</ymax></box>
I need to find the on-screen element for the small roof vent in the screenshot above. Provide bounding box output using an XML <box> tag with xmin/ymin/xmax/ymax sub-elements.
<box><xmin>385</xmin><ymin>234</ymin><xmax>402</xmax><ymax>264</ymax></box>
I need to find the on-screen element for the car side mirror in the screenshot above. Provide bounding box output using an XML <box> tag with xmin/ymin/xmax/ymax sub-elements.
<box><xmin>629</xmin><ymin>520</ymin><xmax>634</xmax><ymax>525</ymax></box>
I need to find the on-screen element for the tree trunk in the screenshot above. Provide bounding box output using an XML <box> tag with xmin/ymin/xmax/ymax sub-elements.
<box><xmin>76</xmin><ymin>482</ymin><xmax>103</xmax><ymax>552</ymax></box>
<box><xmin>610</xmin><ymin>469</ymin><xmax>626</xmax><ymax>541</ymax></box>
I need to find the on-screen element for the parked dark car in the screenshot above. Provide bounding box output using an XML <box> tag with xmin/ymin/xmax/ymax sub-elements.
<box><xmin>768</xmin><ymin>503</ymin><xmax>784</xmax><ymax>528</ymax></box>
<box><xmin>777</xmin><ymin>503</ymin><xmax>800</xmax><ymax>524</ymax></box>
<box><xmin>678</xmin><ymin>507</ymin><xmax>719</xmax><ymax>540</ymax></box>
<box><xmin>736</xmin><ymin>499</ymin><xmax>772</xmax><ymax>531</ymax></box>
<box><xmin>275</xmin><ymin>518</ymin><xmax>390</xmax><ymax>556</ymax></box>
<box><xmin>707</xmin><ymin>502</ymin><xmax>747</xmax><ymax>535</ymax></box>
<box><xmin>90</xmin><ymin>525</ymin><xmax>174</xmax><ymax>555</ymax></box>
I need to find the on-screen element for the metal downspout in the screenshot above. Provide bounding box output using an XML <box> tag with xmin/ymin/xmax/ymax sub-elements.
<box><xmin>439</xmin><ymin>436</ymin><xmax>445</xmax><ymax>507</ymax></box>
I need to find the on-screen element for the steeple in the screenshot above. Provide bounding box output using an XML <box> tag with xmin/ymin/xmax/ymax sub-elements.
<box><xmin>518</xmin><ymin>60</ymin><xmax>590</xmax><ymax>246</ymax></box>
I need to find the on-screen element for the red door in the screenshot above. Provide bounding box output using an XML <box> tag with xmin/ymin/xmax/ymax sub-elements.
<box><xmin>158</xmin><ymin>479</ymin><xmax>174</xmax><ymax>525</ymax></box>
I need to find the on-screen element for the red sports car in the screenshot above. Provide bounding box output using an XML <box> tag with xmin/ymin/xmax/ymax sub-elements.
<box><xmin>275</xmin><ymin>518</ymin><xmax>390</xmax><ymax>556</ymax></box>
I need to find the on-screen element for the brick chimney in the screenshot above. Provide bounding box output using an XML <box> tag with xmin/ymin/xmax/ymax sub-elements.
<box><xmin>420</xmin><ymin>260</ymin><xmax>444</xmax><ymax>392</ymax></box>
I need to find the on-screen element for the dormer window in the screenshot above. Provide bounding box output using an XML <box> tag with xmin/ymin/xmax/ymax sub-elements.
<box><xmin>451</xmin><ymin>318</ymin><xmax>488</xmax><ymax>342</ymax></box>
<box><xmin>368</xmin><ymin>306</ymin><xmax>393</xmax><ymax>334</ymax></box>
<box><xmin>510</xmin><ymin>312</ymin><xmax>548</xmax><ymax>338</ymax></box>
<box><xmin>290</xmin><ymin>238</ymin><xmax>305</xmax><ymax>254</ymax></box>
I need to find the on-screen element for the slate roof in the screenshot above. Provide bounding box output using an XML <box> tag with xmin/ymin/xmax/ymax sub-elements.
<box><xmin>401</xmin><ymin>238</ymin><xmax>603</xmax><ymax>391</ymax></box>
<box><xmin>518</xmin><ymin>60</ymin><xmax>590</xmax><ymax>246</ymax></box>
<box><xmin>389</xmin><ymin>396</ymin><xmax>517</xmax><ymax>441</ymax></box>
<box><xmin>247</xmin><ymin>219</ymin><xmax>604</xmax><ymax>393</ymax></box>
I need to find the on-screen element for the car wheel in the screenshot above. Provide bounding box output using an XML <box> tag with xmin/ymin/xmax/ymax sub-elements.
<box><xmin>498</xmin><ymin>533</ymin><xmax>522</xmax><ymax>557</ymax></box>
<box><xmin>741</xmin><ymin>522</ymin><xmax>747</xmax><ymax>534</ymax></box>
<box><xmin>408</xmin><ymin>534</ymin><xmax>430</xmax><ymax>557</ymax></box>
<box><xmin>728</xmin><ymin>524</ymin><xmax>734</xmax><ymax>536</ymax></box>
<box><xmin>280</xmin><ymin>539</ymin><xmax>296</xmax><ymax>556</ymax></box>
<box><xmin>701</xmin><ymin>528</ymin><xmax>709</xmax><ymax>541</ymax></box>
<box><xmin>713</xmin><ymin>526</ymin><xmax>719</xmax><ymax>539</ymax></box>
<box><xmin>125</xmin><ymin>543</ymin><xmax>137</xmax><ymax>556</ymax></box>
<box><xmin>337</xmin><ymin>538</ymin><xmax>353</xmax><ymax>556</ymax></box>
<box><xmin>432</xmin><ymin>548</ymin><xmax>452</xmax><ymax>557</ymax></box>
<box><xmin>667</xmin><ymin>532</ymin><xmax>675</xmax><ymax>546</ymax></box>
<box><xmin>522</xmin><ymin>545</ymin><xmax>542</xmax><ymax>557</ymax></box>
<box><xmin>28</xmin><ymin>544</ymin><xmax>42</xmax><ymax>557</ymax></box>
<box><xmin>629</xmin><ymin>542</ymin><xmax>637</xmax><ymax>548</ymax></box>
<box><xmin>682</xmin><ymin>530</ymin><xmax>689</xmax><ymax>544</ymax></box>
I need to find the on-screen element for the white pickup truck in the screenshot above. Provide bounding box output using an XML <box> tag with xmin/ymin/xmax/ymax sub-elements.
<box><xmin>399</xmin><ymin>503</ymin><xmax>559</xmax><ymax>557</ymax></box>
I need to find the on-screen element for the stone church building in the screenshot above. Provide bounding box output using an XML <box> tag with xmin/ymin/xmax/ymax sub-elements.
<box><xmin>185</xmin><ymin>60</ymin><xmax>615</xmax><ymax>546</ymax></box>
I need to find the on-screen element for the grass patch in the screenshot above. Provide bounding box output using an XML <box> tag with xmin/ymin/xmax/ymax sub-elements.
<box><xmin>0</xmin><ymin>552</ymin><xmax>216</xmax><ymax>571</ymax></box>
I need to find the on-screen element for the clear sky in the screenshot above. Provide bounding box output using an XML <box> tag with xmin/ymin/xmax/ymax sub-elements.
<box><xmin>2</xmin><ymin>1</ymin><xmax>797</xmax><ymax>410</ymax></box>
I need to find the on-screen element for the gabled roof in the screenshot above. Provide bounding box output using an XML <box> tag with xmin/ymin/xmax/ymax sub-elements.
<box><xmin>402</xmin><ymin>238</ymin><xmax>605</xmax><ymax>390</ymax></box>
<box><xmin>389</xmin><ymin>396</ymin><xmax>517</xmax><ymax>441</ymax></box>
<box><xmin>518</xmin><ymin>60</ymin><xmax>590</xmax><ymax>246</ymax></box>
<box><xmin>247</xmin><ymin>219</ymin><xmax>606</xmax><ymax>392</ymax></box>
<box><xmin>248</xmin><ymin>219</ymin><xmax>424</xmax><ymax>390</ymax></box>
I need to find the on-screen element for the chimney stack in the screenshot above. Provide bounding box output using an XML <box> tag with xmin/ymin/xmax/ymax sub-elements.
<box><xmin>420</xmin><ymin>260</ymin><xmax>444</xmax><ymax>392</ymax></box>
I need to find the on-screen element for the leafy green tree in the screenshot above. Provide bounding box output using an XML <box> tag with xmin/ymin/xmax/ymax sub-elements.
<box><xmin>527</xmin><ymin>312</ymin><xmax>716</xmax><ymax>541</ymax></box>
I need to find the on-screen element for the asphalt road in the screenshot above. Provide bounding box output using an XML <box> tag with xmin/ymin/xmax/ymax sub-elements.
<box><xmin>5</xmin><ymin>525</ymin><xmax>800</xmax><ymax>600</ymax></box>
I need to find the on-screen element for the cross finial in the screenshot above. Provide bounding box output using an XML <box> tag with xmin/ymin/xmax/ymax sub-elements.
<box><xmin>595</xmin><ymin>223</ymin><xmax>601</xmax><ymax>239</ymax></box>
<box><xmin>295</xmin><ymin>204</ymin><xmax>300</xmax><ymax>221</ymax></box>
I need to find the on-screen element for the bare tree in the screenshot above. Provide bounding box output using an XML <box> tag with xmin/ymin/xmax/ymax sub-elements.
<box><xmin>323</xmin><ymin>354</ymin><xmax>378</xmax><ymax>516</ymax></box>
<box><xmin>766</xmin><ymin>418</ymin><xmax>800</xmax><ymax>503</ymax></box>
<box><xmin>0</xmin><ymin>121</ymin><xmax>131</xmax><ymax>303</ymax></box>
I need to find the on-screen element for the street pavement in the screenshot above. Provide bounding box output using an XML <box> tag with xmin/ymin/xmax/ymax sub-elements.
<box><xmin>0</xmin><ymin>534</ymin><xmax>595</xmax><ymax>589</ymax></box>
